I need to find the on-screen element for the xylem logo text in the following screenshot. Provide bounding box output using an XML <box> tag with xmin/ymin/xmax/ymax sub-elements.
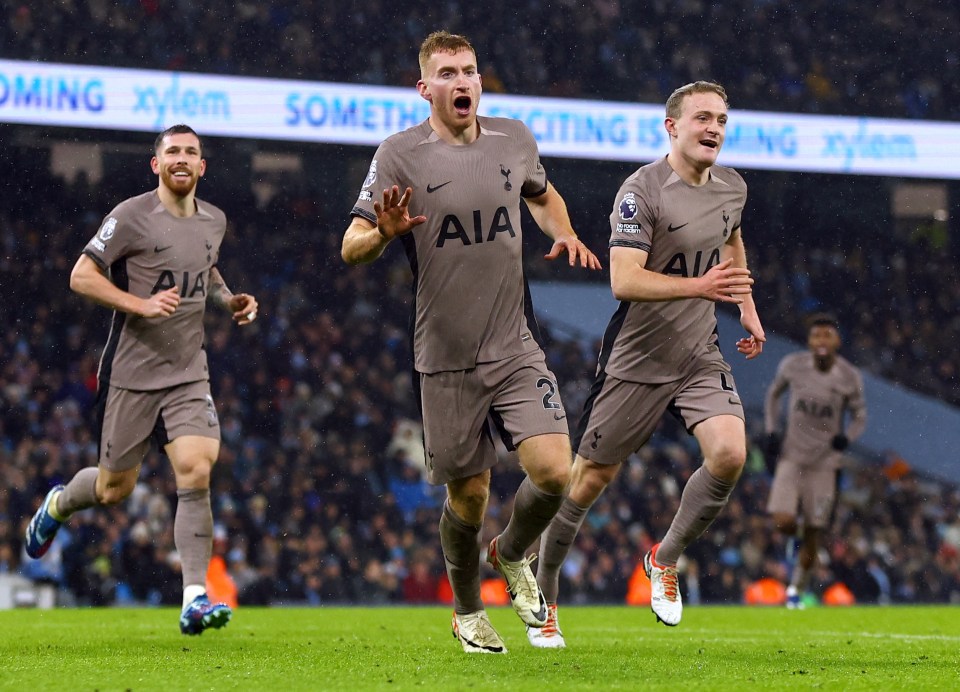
<box><xmin>133</xmin><ymin>74</ymin><xmax>230</xmax><ymax>128</ymax></box>
<box><xmin>0</xmin><ymin>73</ymin><xmax>104</xmax><ymax>112</ymax></box>
<box><xmin>822</xmin><ymin>120</ymin><xmax>916</xmax><ymax>170</ymax></box>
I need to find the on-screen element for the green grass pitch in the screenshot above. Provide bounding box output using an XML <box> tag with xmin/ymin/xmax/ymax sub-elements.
<box><xmin>2</xmin><ymin>605</ymin><xmax>958</xmax><ymax>690</ymax></box>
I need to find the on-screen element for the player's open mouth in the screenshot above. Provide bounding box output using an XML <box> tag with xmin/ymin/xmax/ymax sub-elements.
<box><xmin>171</xmin><ymin>170</ymin><xmax>191</xmax><ymax>178</ymax></box>
<box><xmin>454</xmin><ymin>96</ymin><xmax>472</xmax><ymax>115</ymax></box>
<box><xmin>700</xmin><ymin>139</ymin><xmax>718</xmax><ymax>149</ymax></box>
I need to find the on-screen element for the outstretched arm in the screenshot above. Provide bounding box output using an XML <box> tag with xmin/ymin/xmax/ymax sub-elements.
<box><xmin>209</xmin><ymin>267</ymin><xmax>258</xmax><ymax>325</ymax></box>
<box><xmin>70</xmin><ymin>253</ymin><xmax>180</xmax><ymax>318</ymax></box>
<box><xmin>523</xmin><ymin>182</ymin><xmax>601</xmax><ymax>270</ymax></box>
<box><xmin>341</xmin><ymin>185</ymin><xmax>426</xmax><ymax>265</ymax></box>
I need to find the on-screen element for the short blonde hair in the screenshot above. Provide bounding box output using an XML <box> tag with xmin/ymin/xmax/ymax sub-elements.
<box><xmin>418</xmin><ymin>31</ymin><xmax>476</xmax><ymax>78</ymax></box>
<box><xmin>665</xmin><ymin>81</ymin><xmax>728</xmax><ymax>119</ymax></box>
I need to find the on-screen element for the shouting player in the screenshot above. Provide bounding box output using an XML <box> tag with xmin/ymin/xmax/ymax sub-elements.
<box><xmin>342</xmin><ymin>31</ymin><xmax>600</xmax><ymax>653</ymax></box>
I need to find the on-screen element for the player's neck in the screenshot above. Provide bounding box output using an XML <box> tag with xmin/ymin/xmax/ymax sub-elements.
<box><xmin>814</xmin><ymin>354</ymin><xmax>836</xmax><ymax>371</ymax></box>
<box><xmin>157</xmin><ymin>186</ymin><xmax>198</xmax><ymax>218</ymax></box>
<box><xmin>666</xmin><ymin>152</ymin><xmax>711</xmax><ymax>186</ymax></box>
<box><xmin>429</xmin><ymin>114</ymin><xmax>480</xmax><ymax>146</ymax></box>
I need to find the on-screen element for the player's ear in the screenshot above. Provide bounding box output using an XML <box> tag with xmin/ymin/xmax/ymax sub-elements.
<box><xmin>199</xmin><ymin>158</ymin><xmax>206</xmax><ymax>177</ymax></box>
<box><xmin>417</xmin><ymin>79</ymin><xmax>431</xmax><ymax>102</ymax></box>
<box><xmin>664</xmin><ymin>117</ymin><xmax>677</xmax><ymax>138</ymax></box>
<box><xmin>150</xmin><ymin>156</ymin><xmax>160</xmax><ymax>174</ymax></box>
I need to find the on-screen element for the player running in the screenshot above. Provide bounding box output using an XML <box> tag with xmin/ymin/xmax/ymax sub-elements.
<box><xmin>25</xmin><ymin>124</ymin><xmax>257</xmax><ymax>635</ymax></box>
<box><xmin>764</xmin><ymin>313</ymin><xmax>867</xmax><ymax>608</ymax></box>
<box><xmin>531</xmin><ymin>81</ymin><xmax>764</xmax><ymax>646</ymax></box>
<box><xmin>342</xmin><ymin>31</ymin><xmax>600</xmax><ymax>653</ymax></box>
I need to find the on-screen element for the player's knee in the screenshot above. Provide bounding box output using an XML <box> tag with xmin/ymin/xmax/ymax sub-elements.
<box><xmin>98</xmin><ymin>484</ymin><xmax>133</xmax><ymax>505</ymax></box>
<box><xmin>535</xmin><ymin>464</ymin><xmax>570</xmax><ymax>495</ymax></box>
<box><xmin>448</xmin><ymin>485</ymin><xmax>489</xmax><ymax>522</ymax></box>
<box><xmin>709</xmin><ymin>440</ymin><xmax>746</xmax><ymax>477</ymax></box>
<box><xmin>773</xmin><ymin>515</ymin><xmax>797</xmax><ymax>534</ymax></box>
<box><xmin>567</xmin><ymin>458</ymin><xmax>617</xmax><ymax>506</ymax></box>
<box><xmin>176</xmin><ymin>459</ymin><xmax>214</xmax><ymax>488</ymax></box>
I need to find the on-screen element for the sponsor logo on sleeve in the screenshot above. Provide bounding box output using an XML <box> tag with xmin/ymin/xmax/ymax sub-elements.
<box><xmin>616</xmin><ymin>223</ymin><xmax>641</xmax><ymax>234</ymax></box>
<box><xmin>618</xmin><ymin>192</ymin><xmax>638</xmax><ymax>220</ymax></box>
<box><xmin>362</xmin><ymin>159</ymin><xmax>378</xmax><ymax>188</ymax></box>
<box><xmin>358</xmin><ymin>190</ymin><xmax>373</xmax><ymax>202</ymax></box>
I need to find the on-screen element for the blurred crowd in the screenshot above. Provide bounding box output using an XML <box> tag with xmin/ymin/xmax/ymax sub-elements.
<box><xmin>2</xmin><ymin>1</ymin><xmax>959</xmax><ymax>607</ymax></box>
<box><xmin>3</xmin><ymin>0</ymin><xmax>959</xmax><ymax>120</ymax></box>
<box><xmin>751</xmin><ymin>231</ymin><xmax>960</xmax><ymax>407</ymax></box>
<box><xmin>2</xmin><ymin>159</ymin><xmax>959</xmax><ymax>609</ymax></box>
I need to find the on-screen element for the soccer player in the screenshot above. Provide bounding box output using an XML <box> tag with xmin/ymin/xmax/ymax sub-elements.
<box><xmin>24</xmin><ymin>124</ymin><xmax>258</xmax><ymax>635</ymax></box>
<box><xmin>342</xmin><ymin>31</ymin><xmax>601</xmax><ymax>654</ymax></box>
<box><xmin>764</xmin><ymin>313</ymin><xmax>866</xmax><ymax>608</ymax></box>
<box><xmin>530</xmin><ymin>81</ymin><xmax>764</xmax><ymax>647</ymax></box>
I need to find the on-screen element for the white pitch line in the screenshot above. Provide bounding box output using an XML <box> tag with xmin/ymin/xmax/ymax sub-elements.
<box><xmin>680</xmin><ymin>628</ymin><xmax>960</xmax><ymax>643</ymax></box>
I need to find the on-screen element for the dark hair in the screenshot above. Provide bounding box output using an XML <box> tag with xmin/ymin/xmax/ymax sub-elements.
<box><xmin>154</xmin><ymin>124</ymin><xmax>202</xmax><ymax>153</ymax></box>
<box><xmin>807</xmin><ymin>312</ymin><xmax>840</xmax><ymax>331</ymax></box>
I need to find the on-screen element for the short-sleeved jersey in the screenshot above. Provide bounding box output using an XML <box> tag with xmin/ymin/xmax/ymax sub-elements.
<box><xmin>82</xmin><ymin>191</ymin><xmax>226</xmax><ymax>391</ymax></box>
<box><xmin>600</xmin><ymin>156</ymin><xmax>747</xmax><ymax>383</ymax></box>
<box><xmin>765</xmin><ymin>352</ymin><xmax>866</xmax><ymax>469</ymax></box>
<box><xmin>351</xmin><ymin>117</ymin><xmax>548</xmax><ymax>374</ymax></box>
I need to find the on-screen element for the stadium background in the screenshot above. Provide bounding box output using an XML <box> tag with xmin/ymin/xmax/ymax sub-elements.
<box><xmin>1</xmin><ymin>0</ymin><xmax>959</xmax><ymax>609</ymax></box>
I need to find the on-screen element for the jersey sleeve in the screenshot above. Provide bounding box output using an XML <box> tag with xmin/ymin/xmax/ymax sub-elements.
<box><xmin>518</xmin><ymin>123</ymin><xmax>548</xmax><ymax>198</ymax></box>
<box><xmin>82</xmin><ymin>208</ymin><xmax>137</xmax><ymax>270</ymax></box>
<box><xmin>608</xmin><ymin>178</ymin><xmax>655</xmax><ymax>253</ymax></box>
<box><xmin>726</xmin><ymin>168</ymin><xmax>747</xmax><ymax>233</ymax></box>
<box><xmin>350</xmin><ymin>141</ymin><xmax>400</xmax><ymax>224</ymax></box>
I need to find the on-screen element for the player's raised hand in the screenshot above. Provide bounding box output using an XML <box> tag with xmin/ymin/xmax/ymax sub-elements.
<box><xmin>374</xmin><ymin>185</ymin><xmax>427</xmax><ymax>240</ymax></box>
<box><xmin>698</xmin><ymin>258</ymin><xmax>753</xmax><ymax>303</ymax></box>
<box><xmin>141</xmin><ymin>286</ymin><xmax>180</xmax><ymax>318</ymax></box>
<box><xmin>545</xmin><ymin>235</ymin><xmax>603</xmax><ymax>270</ymax></box>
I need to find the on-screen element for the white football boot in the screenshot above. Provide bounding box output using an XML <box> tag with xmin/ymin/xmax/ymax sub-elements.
<box><xmin>644</xmin><ymin>543</ymin><xmax>682</xmax><ymax>626</ymax></box>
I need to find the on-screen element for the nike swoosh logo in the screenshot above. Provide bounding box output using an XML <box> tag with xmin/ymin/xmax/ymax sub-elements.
<box><xmin>667</xmin><ymin>223</ymin><xmax>688</xmax><ymax>233</ymax></box>
<box><xmin>155</xmin><ymin>245</ymin><xmax>172</xmax><ymax>252</ymax></box>
<box><xmin>194</xmin><ymin>533</ymin><xmax>212</xmax><ymax>538</ymax></box>
<box><xmin>426</xmin><ymin>181</ymin><xmax>452</xmax><ymax>193</ymax></box>
<box><xmin>554</xmin><ymin>413</ymin><xmax>566</xmax><ymax>421</ymax></box>
<box><xmin>531</xmin><ymin>596</ymin><xmax>547</xmax><ymax>623</ymax></box>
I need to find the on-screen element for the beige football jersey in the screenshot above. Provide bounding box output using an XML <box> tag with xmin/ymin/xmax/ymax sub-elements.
<box><xmin>765</xmin><ymin>352</ymin><xmax>866</xmax><ymax>469</ymax></box>
<box><xmin>82</xmin><ymin>191</ymin><xmax>226</xmax><ymax>390</ymax></box>
<box><xmin>601</xmin><ymin>156</ymin><xmax>747</xmax><ymax>383</ymax></box>
<box><xmin>351</xmin><ymin>117</ymin><xmax>548</xmax><ymax>373</ymax></box>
